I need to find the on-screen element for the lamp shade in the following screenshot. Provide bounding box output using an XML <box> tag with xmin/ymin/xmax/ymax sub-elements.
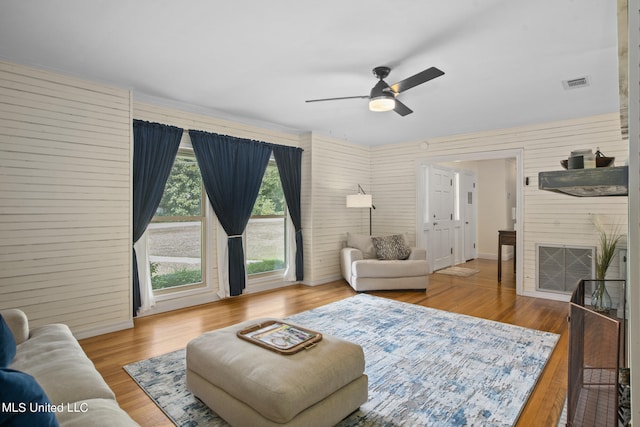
<box><xmin>346</xmin><ymin>194</ymin><xmax>372</xmax><ymax>208</ymax></box>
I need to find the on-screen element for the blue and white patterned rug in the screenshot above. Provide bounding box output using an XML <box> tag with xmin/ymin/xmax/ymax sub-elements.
<box><xmin>124</xmin><ymin>294</ymin><xmax>559</xmax><ymax>426</ymax></box>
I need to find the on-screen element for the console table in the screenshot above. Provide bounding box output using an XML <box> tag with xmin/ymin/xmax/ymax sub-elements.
<box><xmin>497</xmin><ymin>230</ymin><xmax>516</xmax><ymax>282</ymax></box>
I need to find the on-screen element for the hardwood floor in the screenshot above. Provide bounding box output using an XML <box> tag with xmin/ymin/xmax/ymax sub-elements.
<box><xmin>79</xmin><ymin>258</ymin><xmax>568</xmax><ymax>426</ymax></box>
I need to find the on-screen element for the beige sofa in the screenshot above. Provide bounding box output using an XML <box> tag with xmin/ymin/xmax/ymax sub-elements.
<box><xmin>340</xmin><ymin>233</ymin><xmax>429</xmax><ymax>291</ymax></box>
<box><xmin>1</xmin><ymin>309</ymin><xmax>139</xmax><ymax>427</ymax></box>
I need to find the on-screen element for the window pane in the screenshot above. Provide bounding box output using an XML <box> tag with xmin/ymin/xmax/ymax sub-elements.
<box><xmin>247</xmin><ymin>160</ymin><xmax>287</xmax><ymax>275</ymax></box>
<box><xmin>252</xmin><ymin>162</ymin><xmax>285</xmax><ymax>216</ymax></box>
<box><xmin>246</xmin><ymin>217</ymin><xmax>286</xmax><ymax>275</ymax></box>
<box><xmin>148</xmin><ymin>221</ymin><xmax>202</xmax><ymax>290</ymax></box>
<box><xmin>156</xmin><ymin>156</ymin><xmax>202</xmax><ymax>217</ymax></box>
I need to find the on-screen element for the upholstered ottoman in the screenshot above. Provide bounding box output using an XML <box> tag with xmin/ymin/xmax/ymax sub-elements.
<box><xmin>186</xmin><ymin>318</ymin><xmax>368</xmax><ymax>427</ymax></box>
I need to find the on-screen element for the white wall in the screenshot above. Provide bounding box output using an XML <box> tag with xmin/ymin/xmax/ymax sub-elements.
<box><xmin>372</xmin><ymin>113</ymin><xmax>628</xmax><ymax>297</ymax></box>
<box><xmin>0</xmin><ymin>58</ymin><xmax>630</xmax><ymax>337</ymax></box>
<box><xmin>302</xmin><ymin>133</ymin><xmax>371</xmax><ymax>284</ymax></box>
<box><xmin>0</xmin><ymin>61</ymin><xmax>132</xmax><ymax>337</ymax></box>
<box><xmin>476</xmin><ymin>159</ymin><xmax>515</xmax><ymax>259</ymax></box>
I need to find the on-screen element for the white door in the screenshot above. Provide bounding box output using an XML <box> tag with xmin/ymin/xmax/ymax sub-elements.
<box><xmin>460</xmin><ymin>171</ymin><xmax>477</xmax><ymax>261</ymax></box>
<box><xmin>428</xmin><ymin>165</ymin><xmax>454</xmax><ymax>270</ymax></box>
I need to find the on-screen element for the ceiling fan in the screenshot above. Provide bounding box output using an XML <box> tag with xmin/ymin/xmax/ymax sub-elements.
<box><xmin>305</xmin><ymin>66</ymin><xmax>444</xmax><ymax>116</ymax></box>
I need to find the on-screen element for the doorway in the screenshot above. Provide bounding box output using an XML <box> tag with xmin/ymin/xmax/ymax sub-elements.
<box><xmin>419</xmin><ymin>165</ymin><xmax>477</xmax><ymax>271</ymax></box>
<box><xmin>416</xmin><ymin>149</ymin><xmax>524</xmax><ymax>294</ymax></box>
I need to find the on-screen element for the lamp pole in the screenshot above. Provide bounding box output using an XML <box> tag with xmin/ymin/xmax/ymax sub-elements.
<box><xmin>357</xmin><ymin>184</ymin><xmax>376</xmax><ymax>236</ymax></box>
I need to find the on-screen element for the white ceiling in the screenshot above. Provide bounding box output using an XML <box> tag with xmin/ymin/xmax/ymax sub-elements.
<box><xmin>0</xmin><ymin>0</ymin><xmax>620</xmax><ymax>146</ymax></box>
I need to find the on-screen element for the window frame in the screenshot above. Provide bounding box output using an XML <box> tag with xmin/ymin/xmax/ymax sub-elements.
<box><xmin>149</xmin><ymin>146</ymin><xmax>208</xmax><ymax>297</ymax></box>
<box><xmin>245</xmin><ymin>158</ymin><xmax>288</xmax><ymax>282</ymax></box>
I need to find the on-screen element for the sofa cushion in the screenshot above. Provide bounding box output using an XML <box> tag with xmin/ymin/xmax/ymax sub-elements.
<box><xmin>0</xmin><ymin>368</ymin><xmax>59</xmax><ymax>426</ymax></box>
<box><xmin>0</xmin><ymin>309</ymin><xmax>29</xmax><ymax>346</ymax></box>
<box><xmin>346</xmin><ymin>233</ymin><xmax>376</xmax><ymax>259</ymax></box>
<box><xmin>372</xmin><ymin>234</ymin><xmax>411</xmax><ymax>260</ymax></box>
<box><xmin>10</xmin><ymin>324</ymin><xmax>115</xmax><ymax>405</ymax></box>
<box><xmin>352</xmin><ymin>259</ymin><xmax>428</xmax><ymax>278</ymax></box>
<box><xmin>1</xmin><ymin>314</ymin><xmax>17</xmax><ymax>367</ymax></box>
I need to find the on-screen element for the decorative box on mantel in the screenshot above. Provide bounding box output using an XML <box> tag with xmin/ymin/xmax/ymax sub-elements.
<box><xmin>538</xmin><ymin>166</ymin><xmax>628</xmax><ymax>197</ymax></box>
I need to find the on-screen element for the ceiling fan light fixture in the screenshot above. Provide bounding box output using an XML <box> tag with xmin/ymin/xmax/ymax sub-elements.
<box><xmin>369</xmin><ymin>95</ymin><xmax>395</xmax><ymax>112</ymax></box>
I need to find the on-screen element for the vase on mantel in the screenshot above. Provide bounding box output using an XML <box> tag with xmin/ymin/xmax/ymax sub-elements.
<box><xmin>591</xmin><ymin>280</ymin><xmax>612</xmax><ymax>313</ymax></box>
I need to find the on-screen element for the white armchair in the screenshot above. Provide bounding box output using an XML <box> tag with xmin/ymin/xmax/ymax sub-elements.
<box><xmin>340</xmin><ymin>233</ymin><xmax>429</xmax><ymax>292</ymax></box>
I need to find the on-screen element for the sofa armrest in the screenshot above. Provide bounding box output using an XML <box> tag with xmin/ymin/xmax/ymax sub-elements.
<box><xmin>340</xmin><ymin>247</ymin><xmax>364</xmax><ymax>285</ymax></box>
<box><xmin>408</xmin><ymin>247</ymin><xmax>426</xmax><ymax>261</ymax></box>
<box><xmin>0</xmin><ymin>309</ymin><xmax>29</xmax><ymax>345</ymax></box>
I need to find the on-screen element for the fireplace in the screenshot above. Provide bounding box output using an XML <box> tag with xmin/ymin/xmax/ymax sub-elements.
<box><xmin>568</xmin><ymin>279</ymin><xmax>629</xmax><ymax>426</ymax></box>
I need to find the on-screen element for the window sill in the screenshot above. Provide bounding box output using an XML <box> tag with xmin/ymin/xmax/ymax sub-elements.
<box><xmin>153</xmin><ymin>282</ymin><xmax>211</xmax><ymax>302</ymax></box>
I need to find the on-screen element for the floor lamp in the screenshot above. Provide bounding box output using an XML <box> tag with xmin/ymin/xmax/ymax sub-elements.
<box><xmin>346</xmin><ymin>185</ymin><xmax>376</xmax><ymax>235</ymax></box>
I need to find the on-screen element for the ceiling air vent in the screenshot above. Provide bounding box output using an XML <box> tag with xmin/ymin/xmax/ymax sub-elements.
<box><xmin>562</xmin><ymin>76</ymin><xmax>590</xmax><ymax>90</ymax></box>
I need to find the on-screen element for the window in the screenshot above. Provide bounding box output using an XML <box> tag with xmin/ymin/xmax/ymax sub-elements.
<box><xmin>148</xmin><ymin>150</ymin><xmax>205</xmax><ymax>293</ymax></box>
<box><xmin>246</xmin><ymin>159</ymin><xmax>287</xmax><ymax>276</ymax></box>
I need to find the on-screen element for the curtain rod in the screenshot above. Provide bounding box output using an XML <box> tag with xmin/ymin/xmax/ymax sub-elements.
<box><xmin>179</xmin><ymin>127</ymin><xmax>304</xmax><ymax>152</ymax></box>
<box><xmin>133</xmin><ymin>120</ymin><xmax>303</xmax><ymax>152</ymax></box>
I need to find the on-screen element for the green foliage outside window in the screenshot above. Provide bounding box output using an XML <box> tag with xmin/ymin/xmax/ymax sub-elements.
<box><xmin>252</xmin><ymin>162</ymin><xmax>285</xmax><ymax>216</ymax></box>
<box><xmin>151</xmin><ymin>266</ymin><xmax>202</xmax><ymax>290</ymax></box>
<box><xmin>156</xmin><ymin>156</ymin><xmax>202</xmax><ymax>217</ymax></box>
<box><xmin>151</xmin><ymin>155</ymin><xmax>286</xmax><ymax>282</ymax></box>
<box><xmin>156</xmin><ymin>156</ymin><xmax>284</xmax><ymax>218</ymax></box>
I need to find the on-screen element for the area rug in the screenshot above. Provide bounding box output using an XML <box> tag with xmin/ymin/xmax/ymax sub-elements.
<box><xmin>124</xmin><ymin>294</ymin><xmax>558</xmax><ymax>426</ymax></box>
<box><xmin>435</xmin><ymin>266</ymin><xmax>481</xmax><ymax>277</ymax></box>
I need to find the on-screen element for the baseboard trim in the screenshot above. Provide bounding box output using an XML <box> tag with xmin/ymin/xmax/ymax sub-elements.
<box><xmin>74</xmin><ymin>320</ymin><xmax>134</xmax><ymax>340</ymax></box>
<box><xmin>520</xmin><ymin>289</ymin><xmax>570</xmax><ymax>302</ymax></box>
<box><xmin>302</xmin><ymin>275</ymin><xmax>343</xmax><ymax>286</ymax></box>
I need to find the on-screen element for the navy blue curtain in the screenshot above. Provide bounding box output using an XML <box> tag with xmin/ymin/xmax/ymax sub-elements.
<box><xmin>132</xmin><ymin>120</ymin><xmax>183</xmax><ymax>316</ymax></box>
<box><xmin>189</xmin><ymin>130</ymin><xmax>272</xmax><ymax>296</ymax></box>
<box><xmin>272</xmin><ymin>146</ymin><xmax>304</xmax><ymax>281</ymax></box>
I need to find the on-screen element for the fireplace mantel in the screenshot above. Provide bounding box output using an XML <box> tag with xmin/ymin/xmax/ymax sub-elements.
<box><xmin>538</xmin><ymin>166</ymin><xmax>628</xmax><ymax>197</ymax></box>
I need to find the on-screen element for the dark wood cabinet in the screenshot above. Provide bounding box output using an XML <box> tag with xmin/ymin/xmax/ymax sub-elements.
<box><xmin>497</xmin><ymin>230</ymin><xmax>516</xmax><ymax>282</ymax></box>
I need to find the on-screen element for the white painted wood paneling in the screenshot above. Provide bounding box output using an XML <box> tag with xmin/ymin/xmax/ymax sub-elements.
<box><xmin>0</xmin><ymin>60</ymin><xmax>132</xmax><ymax>336</ymax></box>
<box><xmin>302</xmin><ymin>133</ymin><xmax>371</xmax><ymax>284</ymax></box>
<box><xmin>372</xmin><ymin>113</ymin><xmax>628</xmax><ymax>297</ymax></box>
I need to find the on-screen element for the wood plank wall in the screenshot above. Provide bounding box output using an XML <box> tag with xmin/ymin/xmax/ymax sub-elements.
<box><xmin>371</xmin><ymin>112</ymin><xmax>628</xmax><ymax>296</ymax></box>
<box><xmin>302</xmin><ymin>133</ymin><xmax>370</xmax><ymax>284</ymax></box>
<box><xmin>0</xmin><ymin>61</ymin><xmax>132</xmax><ymax>337</ymax></box>
<box><xmin>0</xmin><ymin>59</ymin><xmax>627</xmax><ymax>335</ymax></box>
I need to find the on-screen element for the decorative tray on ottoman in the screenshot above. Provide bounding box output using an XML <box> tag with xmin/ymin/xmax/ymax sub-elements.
<box><xmin>237</xmin><ymin>320</ymin><xmax>323</xmax><ymax>355</ymax></box>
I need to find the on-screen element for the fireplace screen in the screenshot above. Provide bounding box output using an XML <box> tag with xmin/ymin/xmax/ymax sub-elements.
<box><xmin>568</xmin><ymin>280</ymin><xmax>623</xmax><ymax>426</ymax></box>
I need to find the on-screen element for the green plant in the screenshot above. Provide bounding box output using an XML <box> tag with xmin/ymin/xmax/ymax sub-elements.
<box><xmin>592</xmin><ymin>215</ymin><xmax>622</xmax><ymax>280</ymax></box>
<box><xmin>150</xmin><ymin>262</ymin><xmax>159</xmax><ymax>277</ymax></box>
<box><xmin>156</xmin><ymin>156</ymin><xmax>202</xmax><ymax>217</ymax></box>
<box><xmin>151</xmin><ymin>268</ymin><xmax>202</xmax><ymax>290</ymax></box>
<box><xmin>246</xmin><ymin>259</ymin><xmax>285</xmax><ymax>275</ymax></box>
<box><xmin>252</xmin><ymin>162</ymin><xmax>285</xmax><ymax>216</ymax></box>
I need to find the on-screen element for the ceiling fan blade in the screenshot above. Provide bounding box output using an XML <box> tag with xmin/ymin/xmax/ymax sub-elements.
<box><xmin>393</xmin><ymin>99</ymin><xmax>413</xmax><ymax>116</ymax></box>
<box><xmin>305</xmin><ymin>95</ymin><xmax>368</xmax><ymax>103</ymax></box>
<box><xmin>390</xmin><ymin>67</ymin><xmax>444</xmax><ymax>94</ymax></box>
